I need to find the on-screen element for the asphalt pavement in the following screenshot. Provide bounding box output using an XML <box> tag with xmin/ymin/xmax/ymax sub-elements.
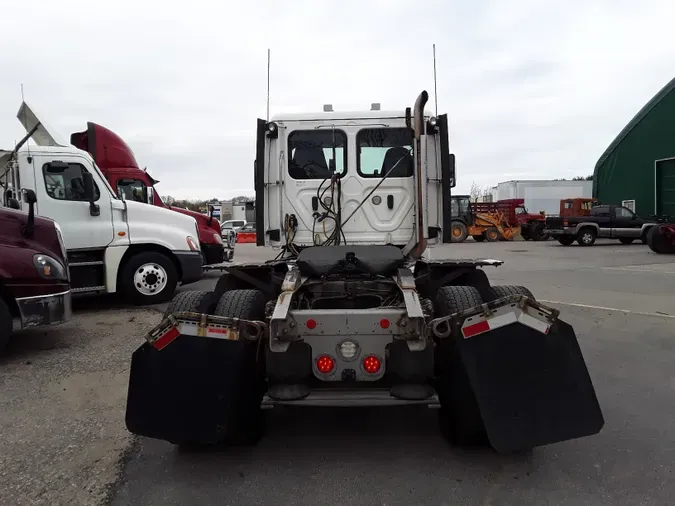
<box><xmin>108</xmin><ymin>240</ymin><xmax>675</xmax><ymax>505</ymax></box>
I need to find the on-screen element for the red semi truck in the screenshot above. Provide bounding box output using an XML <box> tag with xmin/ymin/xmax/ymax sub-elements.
<box><xmin>69</xmin><ymin>123</ymin><xmax>230</xmax><ymax>265</ymax></box>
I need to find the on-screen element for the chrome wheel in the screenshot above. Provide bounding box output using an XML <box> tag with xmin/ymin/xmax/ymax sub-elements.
<box><xmin>133</xmin><ymin>263</ymin><xmax>169</xmax><ymax>296</ymax></box>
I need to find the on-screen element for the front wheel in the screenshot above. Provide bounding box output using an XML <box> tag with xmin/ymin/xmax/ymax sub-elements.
<box><xmin>484</xmin><ymin>227</ymin><xmax>500</xmax><ymax>242</ymax></box>
<box><xmin>451</xmin><ymin>221</ymin><xmax>468</xmax><ymax>243</ymax></box>
<box><xmin>120</xmin><ymin>251</ymin><xmax>178</xmax><ymax>305</ymax></box>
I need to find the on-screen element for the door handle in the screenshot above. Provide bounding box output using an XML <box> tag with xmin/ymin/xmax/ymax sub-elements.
<box><xmin>387</xmin><ymin>195</ymin><xmax>394</xmax><ymax>210</ymax></box>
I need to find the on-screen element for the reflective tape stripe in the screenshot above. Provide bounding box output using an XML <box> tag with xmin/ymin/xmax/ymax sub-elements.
<box><xmin>461</xmin><ymin>311</ymin><xmax>550</xmax><ymax>339</ymax></box>
<box><xmin>152</xmin><ymin>326</ymin><xmax>180</xmax><ymax>350</ymax></box>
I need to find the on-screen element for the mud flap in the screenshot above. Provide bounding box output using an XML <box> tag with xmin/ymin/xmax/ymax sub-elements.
<box><xmin>125</xmin><ymin>335</ymin><xmax>260</xmax><ymax>445</ymax></box>
<box><xmin>456</xmin><ymin>311</ymin><xmax>604</xmax><ymax>453</ymax></box>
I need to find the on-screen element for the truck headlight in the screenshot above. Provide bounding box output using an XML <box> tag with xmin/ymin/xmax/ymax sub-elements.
<box><xmin>186</xmin><ymin>236</ymin><xmax>200</xmax><ymax>251</ymax></box>
<box><xmin>213</xmin><ymin>233</ymin><xmax>223</xmax><ymax>245</ymax></box>
<box><xmin>33</xmin><ymin>254</ymin><xmax>68</xmax><ymax>280</ymax></box>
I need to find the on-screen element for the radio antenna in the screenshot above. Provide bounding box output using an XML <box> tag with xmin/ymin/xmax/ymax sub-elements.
<box><xmin>266</xmin><ymin>48</ymin><xmax>271</xmax><ymax>122</ymax></box>
<box><xmin>432</xmin><ymin>44</ymin><xmax>438</xmax><ymax>117</ymax></box>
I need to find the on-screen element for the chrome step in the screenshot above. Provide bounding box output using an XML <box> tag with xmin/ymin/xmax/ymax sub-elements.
<box><xmin>71</xmin><ymin>286</ymin><xmax>106</xmax><ymax>294</ymax></box>
<box><xmin>69</xmin><ymin>261</ymin><xmax>104</xmax><ymax>267</ymax></box>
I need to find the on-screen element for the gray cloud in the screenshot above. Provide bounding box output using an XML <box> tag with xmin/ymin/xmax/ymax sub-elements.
<box><xmin>1</xmin><ymin>0</ymin><xmax>674</xmax><ymax>198</ymax></box>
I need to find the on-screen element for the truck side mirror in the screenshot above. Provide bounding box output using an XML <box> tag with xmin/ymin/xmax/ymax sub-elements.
<box><xmin>22</xmin><ymin>189</ymin><xmax>37</xmax><ymax>205</ymax></box>
<box><xmin>21</xmin><ymin>189</ymin><xmax>37</xmax><ymax>238</ymax></box>
<box><xmin>7</xmin><ymin>197</ymin><xmax>20</xmax><ymax>210</ymax></box>
<box><xmin>449</xmin><ymin>153</ymin><xmax>456</xmax><ymax>188</ymax></box>
<box><xmin>82</xmin><ymin>171</ymin><xmax>100</xmax><ymax>217</ymax></box>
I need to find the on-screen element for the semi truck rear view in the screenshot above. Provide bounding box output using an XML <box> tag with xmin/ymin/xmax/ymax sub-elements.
<box><xmin>125</xmin><ymin>90</ymin><xmax>604</xmax><ymax>453</ymax></box>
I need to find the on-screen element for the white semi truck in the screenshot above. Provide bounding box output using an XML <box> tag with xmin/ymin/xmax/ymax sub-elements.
<box><xmin>0</xmin><ymin>102</ymin><xmax>203</xmax><ymax>305</ymax></box>
<box><xmin>125</xmin><ymin>90</ymin><xmax>604</xmax><ymax>453</ymax></box>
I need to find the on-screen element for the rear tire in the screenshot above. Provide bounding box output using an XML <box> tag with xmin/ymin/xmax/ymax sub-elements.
<box><xmin>576</xmin><ymin>227</ymin><xmax>596</xmax><ymax>246</ymax></box>
<box><xmin>0</xmin><ymin>298</ymin><xmax>12</xmax><ymax>356</ymax></box>
<box><xmin>451</xmin><ymin>221</ymin><xmax>468</xmax><ymax>243</ymax></box>
<box><xmin>484</xmin><ymin>227</ymin><xmax>500</xmax><ymax>242</ymax></box>
<box><xmin>163</xmin><ymin>290</ymin><xmax>212</xmax><ymax>318</ymax></box>
<box><xmin>557</xmin><ymin>235</ymin><xmax>574</xmax><ymax>246</ymax></box>
<box><xmin>210</xmin><ymin>289</ymin><xmax>268</xmax><ymax>446</ymax></box>
<box><xmin>472</xmin><ymin>234</ymin><xmax>486</xmax><ymax>242</ymax></box>
<box><xmin>489</xmin><ymin>285</ymin><xmax>535</xmax><ymax>301</ymax></box>
<box><xmin>434</xmin><ymin>286</ymin><xmax>489</xmax><ymax>447</ymax></box>
<box><xmin>120</xmin><ymin>251</ymin><xmax>178</xmax><ymax>305</ymax></box>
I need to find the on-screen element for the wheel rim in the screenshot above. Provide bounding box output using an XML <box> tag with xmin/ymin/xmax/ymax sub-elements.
<box><xmin>488</xmin><ymin>230</ymin><xmax>498</xmax><ymax>240</ymax></box>
<box><xmin>582</xmin><ymin>233</ymin><xmax>593</xmax><ymax>243</ymax></box>
<box><xmin>133</xmin><ymin>263</ymin><xmax>168</xmax><ymax>296</ymax></box>
<box><xmin>453</xmin><ymin>227</ymin><xmax>462</xmax><ymax>237</ymax></box>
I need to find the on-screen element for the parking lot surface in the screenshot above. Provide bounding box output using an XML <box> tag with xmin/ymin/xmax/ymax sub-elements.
<box><xmin>2</xmin><ymin>239</ymin><xmax>674</xmax><ymax>505</ymax></box>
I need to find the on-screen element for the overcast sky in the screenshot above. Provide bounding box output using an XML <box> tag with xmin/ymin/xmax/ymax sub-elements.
<box><xmin>1</xmin><ymin>0</ymin><xmax>673</xmax><ymax>200</ymax></box>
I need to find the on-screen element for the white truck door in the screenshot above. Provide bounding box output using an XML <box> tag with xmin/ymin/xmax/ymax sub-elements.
<box><xmin>30</xmin><ymin>153</ymin><xmax>115</xmax><ymax>250</ymax></box>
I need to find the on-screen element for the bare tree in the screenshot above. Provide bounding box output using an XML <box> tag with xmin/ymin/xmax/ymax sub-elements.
<box><xmin>469</xmin><ymin>182</ymin><xmax>481</xmax><ymax>202</ymax></box>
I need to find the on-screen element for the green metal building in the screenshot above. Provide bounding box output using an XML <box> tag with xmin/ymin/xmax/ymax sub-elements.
<box><xmin>593</xmin><ymin>77</ymin><xmax>675</xmax><ymax>217</ymax></box>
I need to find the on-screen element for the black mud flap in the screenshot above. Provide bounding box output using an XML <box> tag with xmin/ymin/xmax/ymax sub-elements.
<box><xmin>457</xmin><ymin>318</ymin><xmax>604</xmax><ymax>453</ymax></box>
<box><xmin>125</xmin><ymin>335</ymin><xmax>260</xmax><ymax>445</ymax></box>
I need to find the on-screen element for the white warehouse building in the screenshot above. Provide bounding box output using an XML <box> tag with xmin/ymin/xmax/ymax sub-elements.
<box><xmin>490</xmin><ymin>180</ymin><xmax>593</xmax><ymax>215</ymax></box>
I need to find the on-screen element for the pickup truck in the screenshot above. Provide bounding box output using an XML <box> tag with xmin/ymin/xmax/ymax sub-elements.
<box><xmin>545</xmin><ymin>204</ymin><xmax>660</xmax><ymax>246</ymax></box>
<box><xmin>1</xmin><ymin>190</ymin><xmax>72</xmax><ymax>355</ymax></box>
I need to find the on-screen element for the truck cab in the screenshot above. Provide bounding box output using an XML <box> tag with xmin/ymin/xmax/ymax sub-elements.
<box><xmin>500</xmin><ymin>198</ymin><xmax>548</xmax><ymax>241</ymax></box>
<box><xmin>1</xmin><ymin>102</ymin><xmax>203</xmax><ymax>305</ymax></box>
<box><xmin>69</xmin><ymin>122</ymin><xmax>228</xmax><ymax>265</ymax></box>
<box><xmin>0</xmin><ymin>190</ymin><xmax>72</xmax><ymax>354</ymax></box>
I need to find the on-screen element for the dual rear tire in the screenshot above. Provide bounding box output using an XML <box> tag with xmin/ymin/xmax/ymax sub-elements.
<box><xmin>165</xmin><ymin>288</ymin><xmax>268</xmax><ymax>448</ymax></box>
<box><xmin>434</xmin><ymin>284</ymin><xmax>534</xmax><ymax>448</ymax></box>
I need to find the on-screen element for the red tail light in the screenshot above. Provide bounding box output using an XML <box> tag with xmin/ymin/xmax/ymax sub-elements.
<box><xmin>316</xmin><ymin>355</ymin><xmax>335</xmax><ymax>374</ymax></box>
<box><xmin>379</xmin><ymin>318</ymin><xmax>390</xmax><ymax>329</ymax></box>
<box><xmin>363</xmin><ymin>355</ymin><xmax>381</xmax><ymax>374</ymax></box>
<box><xmin>306</xmin><ymin>318</ymin><xmax>317</xmax><ymax>329</ymax></box>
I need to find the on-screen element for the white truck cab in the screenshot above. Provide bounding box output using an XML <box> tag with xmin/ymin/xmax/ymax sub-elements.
<box><xmin>0</xmin><ymin>102</ymin><xmax>203</xmax><ymax>305</ymax></box>
<box><xmin>254</xmin><ymin>104</ymin><xmax>456</xmax><ymax>254</ymax></box>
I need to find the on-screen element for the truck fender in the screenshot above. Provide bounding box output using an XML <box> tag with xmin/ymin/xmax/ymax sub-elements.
<box><xmin>641</xmin><ymin>223</ymin><xmax>658</xmax><ymax>235</ymax></box>
<box><xmin>574</xmin><ymin>222</ymin><xmax>600</xmax><ymax>234</ymax></box>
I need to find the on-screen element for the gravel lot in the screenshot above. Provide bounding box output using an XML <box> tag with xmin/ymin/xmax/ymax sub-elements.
<box><xmin>2</xmin><ymin>239</ymin><xmax>674</xmax><ymax>506</ymax></box>
<box><xmin>0</xmin><ymin>307</ymin><xmax>159</xmax><ymax>506</ymax></box>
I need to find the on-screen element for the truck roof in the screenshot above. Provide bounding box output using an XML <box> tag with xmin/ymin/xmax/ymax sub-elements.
<box><xmin>271</xmin><ymin>109</ymin><xmax>435</xmax><ymax>122</ymax></box>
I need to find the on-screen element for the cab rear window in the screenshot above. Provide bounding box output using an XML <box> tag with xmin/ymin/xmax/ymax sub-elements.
<box><xmin>288</xmin><ymin>130</ymin><xmax>347</xmax><ymax>180</ymax></box>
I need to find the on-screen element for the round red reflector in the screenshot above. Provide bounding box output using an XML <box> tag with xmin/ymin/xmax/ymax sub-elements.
<box><xmin>363</xmin><ymin>355</ymin><xmax>381</xmax><ymax>374</ymax></box>
<box><xmin>306</xmin><ymin>319</ymin><xmax>317</xmax><ymax>329</ymax></box>
<box><xmin>316</xmin><ymin>355</ymin><xmax>334</xmax><ymax>374</ymax></box>
<box><xmin>380</xmin><ymin>318</ymin><xmax>390</xmax><ymax>329</ymax></box>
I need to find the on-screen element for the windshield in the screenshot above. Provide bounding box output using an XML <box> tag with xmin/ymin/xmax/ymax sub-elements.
<box><xmin>515</xmin><ymin>206</ymin><xmax>527</xmax><ymax>215</ymax></box>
